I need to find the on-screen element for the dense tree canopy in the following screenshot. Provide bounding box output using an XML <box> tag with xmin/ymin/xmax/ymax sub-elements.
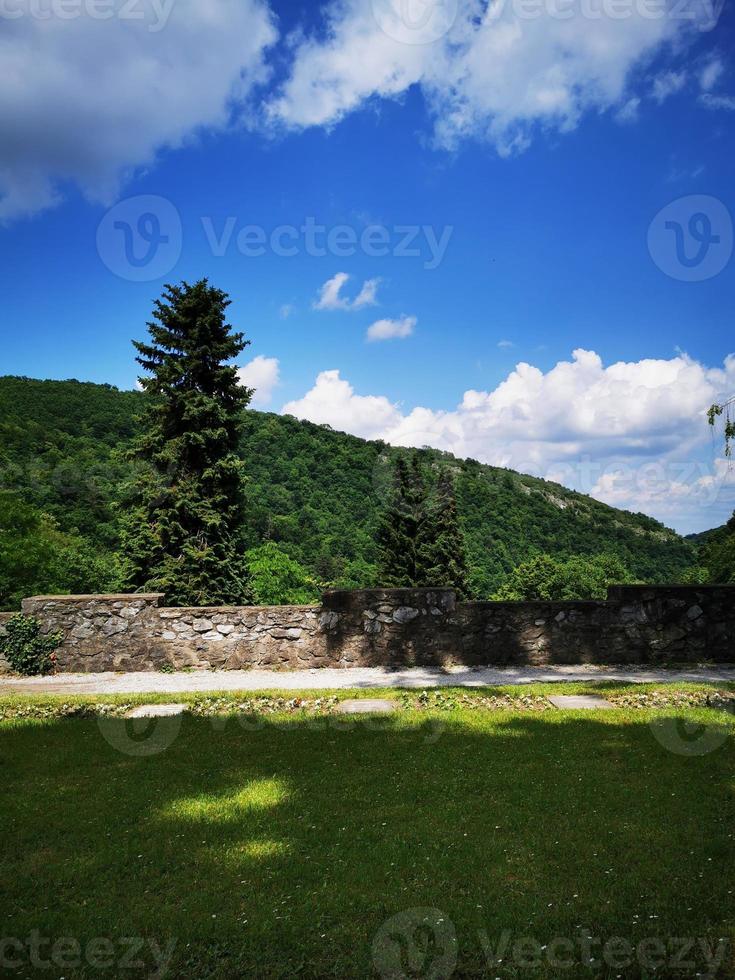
<box><xmin>697</xmin><ymin>511</ymin><xmax>735</xmax><ymax>584</ymax></box>
<box><xmin>0</xmin><ymin>492</ymin><xmax>121</xmax><ymax>609</ymax></box>
<box><xmin>0</xmin><ymin>375</ymin><xmax>699</xmax><ymax>609</ymax></box>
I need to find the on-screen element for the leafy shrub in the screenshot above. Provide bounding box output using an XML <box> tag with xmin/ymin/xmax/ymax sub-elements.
<box><xmin>245</xmin><ymin>542</ymin><xmax>322</xmax><ymax>605</ymax></box>
<box><xmin>0</xmin><ymin>491</ymin><xmax>123</xmax><ymax>611</ymax></box>
<box><xmin>0</xmin><ymin>614</ymin><xmax>63</xmax><ymax>676</ymax></box>
<box><xmin>492</xmin><ymin>553</ymin><xmax>634</xmax><ymax>601</ymax></box>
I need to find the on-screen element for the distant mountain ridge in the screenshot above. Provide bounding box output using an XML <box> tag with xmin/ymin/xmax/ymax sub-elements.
<box><xmin>0</xmin><ymin>375</ymin><xmax>696</xmax><ymax>596</ymax></box>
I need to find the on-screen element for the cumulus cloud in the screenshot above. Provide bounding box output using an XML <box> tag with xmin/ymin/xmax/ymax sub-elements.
<box><xmin>366</xmin><ymin>314</ymin><xmax>416</xmax><ymax>341</ymax></box>
<box><xmin>268</xmin><ymin>0</ymin><xmax>691</xmax><ymax>155</ymax></box>
<box><xmin>237</xmin><ymin>355</ymin><xmax>280</xmax><ymax>406</ymax></box>
<box><xmin>0</xmin><ymin>0</ymin><xmax>276</xmax><ymax>219</ymax></box>
<box><xmin>281</xmin><ymin>350</ymin><xmax>735</xmax><ymax>530</ymax></box>
<box><xmin>282</xmin><ymin>369</ymin><xmax>402</xmax><ymax>438</ymax></box>
<box><xmin>313</xmin><ymin>272</ymin><xmax>380</xmax><ymax>310</ymax></box>
<box><xmin>4</xmin><ymin>0</ymin><xmax>717</xmax><ymax>218</ymax></box>
<box><xmin>266</xmin><ymin>1</ymin><xmax>429</xmax><ymax>129</ymax></box>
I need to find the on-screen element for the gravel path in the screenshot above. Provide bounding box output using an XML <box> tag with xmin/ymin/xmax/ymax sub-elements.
<box><xmin>1</xmin><ymin>664</ymin><xmax>734</xmax><ymax>695</ymax></box>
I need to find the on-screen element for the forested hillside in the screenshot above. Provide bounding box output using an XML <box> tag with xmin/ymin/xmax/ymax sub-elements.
<box><xmin>685</xmin><ymin>525</ymin><xmax>724</xmax><ymax>546</ymax></box>
<box><xmin>0</xmin><ymin>375</ymin><xmax>696</xmax><ymax>603</ymax></box>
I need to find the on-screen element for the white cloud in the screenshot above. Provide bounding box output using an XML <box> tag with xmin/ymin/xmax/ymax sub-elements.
<box><xmin>0</xmin><ymin>0</ymin><xmax>276</xmax><ymax>219</ymax></box>
<box><xmin>699</xmin><ymin>57</ymin><xmax>724</xmax><ymax>92</ymax></box>
<box><xmin>366</xmin><ymin>314</ymin><xmax>416</xmax><ymax>342</ymax></box>
<box><xmin>4</xmin><ymin>0</ymin><xmax>716</xmax><ymax>219</ymax></box>
<box><xmin>280</xmin><ymin>350</ymin><xmax>735</xmax><ymax>530</ymax></box>
<box><xmin>315</xmin><ymin>272</ymin><xmax>350</xmax><ymax>310</ymax></box>
<box><xmin>615</xmin><ymin>97</ymin><xmax>641</xmax><ymax>123</ymax></box>
<box><xmin>268</xmin><ymin>0</ymin><xmax>690</xmax><ymax>155</ymax></box>
<box><xmin>651</xmin><ymin>70</ymin><xmax>687</xmax><ymax>104</ymax></box>
<box><xmin>237</xmin><ymin>355</ymin><xmax>280</xmax><ymax>406</ymax></box>
<box><xmin>353</xmin><ymin>277</ymin><xmax>381</xmax><ymax>308</ymax></box>
<box><xmin>313</xmin><ymin>272</ymin><xmax>380</xmax><ymax>310</ymax></box>
<box><xmin>282</xmin><ymin>369</ymin><xmax>402</xmax><ymax>437</ymax></box>
<box><xmin>497</xmin><ymin>339</ymin><xmax>515</xmax><ymax>349</ymax></box>
<box><xmin>266</xmin><ymin>1</ymin><xmax>428</xmax><ymax>129</ymax></box>
<box><xmin>279</xmin><ymin>304</ymin><xmax>294</xmax><ymax>319</ymax></box>
<box><xmin>589</xmin><ymin>457</ymin><xmax>734</xmax><ymax>533</ymax></box>
<box><xmin>700</xmin><ymin>93</ymin><xmax>735</xmax><ymax>112</ymax></box>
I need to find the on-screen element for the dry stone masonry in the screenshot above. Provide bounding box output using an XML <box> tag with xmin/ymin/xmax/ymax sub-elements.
<box><xmin>12</xmin><ymin>585</ymin><xmax>735</xmax><ymax>673</ymax></box>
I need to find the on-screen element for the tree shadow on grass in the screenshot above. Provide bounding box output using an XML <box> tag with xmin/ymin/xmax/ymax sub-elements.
<box><xmin>1</xmin><ymin>711</ymin><xmax>734</xmax><ymax>978</ymax></box>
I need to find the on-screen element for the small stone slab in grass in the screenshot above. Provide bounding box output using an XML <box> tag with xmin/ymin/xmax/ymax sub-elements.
<box><xmin>125</xmin><ymin>703</ymin><xmax>187</xmax><ymax>718</ymax></box>
<box><xmin>547</xmin><ymin>695</ymin><xmax>614</xmax><ymax>710</ymax></box>
<box><xmin>337</xmin><ymin>699</ymin><xmax>398</xmax><ymax>715</ymax></box>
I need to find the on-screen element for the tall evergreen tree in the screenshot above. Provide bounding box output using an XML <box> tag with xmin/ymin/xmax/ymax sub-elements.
<box><xmin>420</xmin><ymin>469</ymin><xmax>470</xmax><ymax>597</ymax></box>
<box><xmin>377</xmin><ymin>456</ymin><xmax>471</xmax><ymax>593</ymax></box>
<box><xmin>120</xmin><ymin>280</ymin><xmax>252</xmax><ymax>605</ymax></box>
<box><xmin>376</xmin><ymin>454</ymin><xmax>428</xmax><ymax>587</ymax></box>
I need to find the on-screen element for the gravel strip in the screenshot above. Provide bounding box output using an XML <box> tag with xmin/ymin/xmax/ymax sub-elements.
<box><xmin>1</xmin><ymin>663</ymin><xmax>734</xmax><ymax>694</ymax></box>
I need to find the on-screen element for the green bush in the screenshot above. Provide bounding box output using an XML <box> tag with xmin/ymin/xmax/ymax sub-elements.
<box><xmin>492</xmin><ymin>553</ymin><xmax>635</xmax><ymax>601</ymax></box>
<box><xmin>0</xmin><ymin>614</ymin><xmax>63</xmax><ymax>676</ymax></box>
<box><xmin>245</xmin><ymin>542</ymin><xmax>322</xmax><ymax>605</ymax></box>
<box><xmin>0</xmin><ymin>491</ymin><xmax>123</xmax><ymax>611</ymax></box>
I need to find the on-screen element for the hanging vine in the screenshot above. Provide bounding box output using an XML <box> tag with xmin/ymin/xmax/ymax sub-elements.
<box><xmin>708</xmin><ymin>395</ymin><xmax>735</xmax><ymax>457</ymax></box>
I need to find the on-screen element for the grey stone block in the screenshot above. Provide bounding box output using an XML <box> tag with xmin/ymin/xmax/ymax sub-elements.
<box><xmin>337</xmin><ymin>699</ymin><xmax>398</xmax><ymax>714</ymax></box>
<box><xmin>125</xmin><ymin>703</ymin><xmax>187</xmax><ymax>718</ymax></box>
<box><xmin>547</xmin><ymin>695</ymin><xmax>614</xmax><ymax>710</ymax></box>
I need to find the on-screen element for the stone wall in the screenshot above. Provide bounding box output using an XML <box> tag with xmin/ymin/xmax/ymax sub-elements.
<box><xmin>319</xmin><ymin>586</ymin><xmax>735</xmax><ymax>667</ymax></box>
<box><xmin>19</xmin><ymin>595</ymin><xmax>327</xmax><ymax>672</ymax></box>
<box><xmin>9</xmin><ymin>585</ymin><xmax>735</xmax><ymax>673</ymax></box>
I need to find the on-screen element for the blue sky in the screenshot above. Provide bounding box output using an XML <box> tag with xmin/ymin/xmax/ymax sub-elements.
<box><xmin>1</xmin><ymin>0</ymin><xmax>734</xmax><ymax>532</ymax></box>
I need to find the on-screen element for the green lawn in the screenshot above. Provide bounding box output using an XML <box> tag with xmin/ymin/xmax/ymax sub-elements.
<box><xmin>1</xmin><ymin>689</ymin><xmax>734</xmax><ymax>978</ymax></box>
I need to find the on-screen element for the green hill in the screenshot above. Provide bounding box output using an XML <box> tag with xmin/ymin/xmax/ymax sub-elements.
<box><xmin>0</xmin><ymin>375</ymin><xmax>695</xmax><ymax>599</ymax></box>
<box><xmin>685</xmin><ymin>524</ymin><xmax>726</xmax><ymax>546</ymax></box>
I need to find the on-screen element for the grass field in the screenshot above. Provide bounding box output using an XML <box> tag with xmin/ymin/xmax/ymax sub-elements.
<box><xmin>1</xmin><ymin>685</ymin><xmax>734</xmax><ymax>978</ymax></box>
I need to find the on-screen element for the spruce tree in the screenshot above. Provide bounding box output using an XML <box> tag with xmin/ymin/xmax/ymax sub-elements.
<box><xmin>121</xmin><ymin>280</ymin><xmax>252</xmax><ymax>605</ymax></box>
<box><xmin>420</xmin><ymin>469</ymin><xmax>470</xmax><ymax>597</ymax></box>
<box><xmin>376</xmin><ymin>454</ymin><xmax>428</xmax><ymax>587</ymax></box>
<box><xmin>377</xmin><ymin>456</ymin><xmax>470</xmax><ymax>595</ymax></box>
